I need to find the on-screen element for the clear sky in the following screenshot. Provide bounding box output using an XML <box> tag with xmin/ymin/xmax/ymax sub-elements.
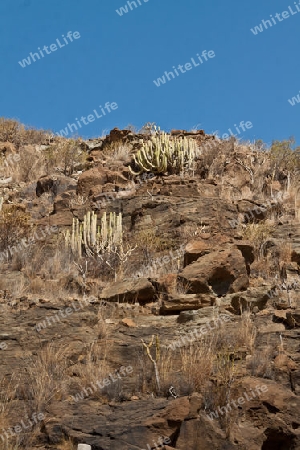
<box><xmin>1</xmin><ymin>0</ymin><xmax>300</xmax><ymax>145</ymax></box>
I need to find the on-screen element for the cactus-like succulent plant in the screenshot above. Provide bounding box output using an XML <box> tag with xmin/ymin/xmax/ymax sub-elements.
<box><xmin>129</xmin><ymin>133</ymin><xmax>198</xmax><ymax>176</ymax></box>
<box><xmin>65</xmin><ymin>211</ymin><xmax>123</xmax><ymax>258</ymax></box>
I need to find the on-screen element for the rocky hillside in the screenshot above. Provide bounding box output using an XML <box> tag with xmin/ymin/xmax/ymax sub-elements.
<box><xmin>0</xmin><ymin>119</ymin><xmax>299</xmax><ymax>450</ymax></box>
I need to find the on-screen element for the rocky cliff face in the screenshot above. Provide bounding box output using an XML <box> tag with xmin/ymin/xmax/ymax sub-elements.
<box><xmin>0</xmin><ymin>124</ymin><xmax>299</xmax><ymax>449</ymax></box>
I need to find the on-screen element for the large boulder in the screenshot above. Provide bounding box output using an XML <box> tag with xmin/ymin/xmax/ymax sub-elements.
<box><xmin>178</xmin><ymin>249</ymin><xmax>249</xmax><ymax>296</ymax></box>
<box><xmin>229</xmin><ymin>286</ymin><xmax>271</xmax><ymax>313</ymax></box>
<box><xmin>77</xmin><ymin>167</ymin><xmax>107</xmax><ymax>196</ymax></box>
<box><xmin>77</xmin><ymin>167</ymin><xmax>130</xmax><ymax>197</ymax></box>
<box><xmin>100</xmin><ymin>278</ymin><xmax>155</xmax><ymax>304</ymax></box>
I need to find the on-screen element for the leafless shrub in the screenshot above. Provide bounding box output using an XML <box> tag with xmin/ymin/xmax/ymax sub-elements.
<box><xmin>0</xmin><ymin>206</ymin><xmax>31</xmax><ymax>262</ymax></box>
<box><xmin>15</xmin><ymin>146</ymin><xmax>44</xmax><ymax>182</ymax></box>
<box><xmin>0</xmin><ymin>118</ymin><xmax>49</xmax><ymax>149</ymax></box>
<box><xmin>44</xmin><ymin>139</ymin><xmax>86</xmax><ymax>176</ymax></box>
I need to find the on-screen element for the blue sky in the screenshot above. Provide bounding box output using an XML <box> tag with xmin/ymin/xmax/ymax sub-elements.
<box><xmin>1</xmin><ymin>0</ymin><xmax>300</xmax><ymax>145</ymax></box>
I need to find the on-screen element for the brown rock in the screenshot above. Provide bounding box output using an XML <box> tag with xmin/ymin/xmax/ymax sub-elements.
<box><xmin>121</xmin><ymin>318</ymin><xmax>136</xmax><ymax>328</ymax></box>
<box><xmin>159</xmin><ymin>397</ymin><xmax>190</xmax><ymax>422</ymax></box>
<box><xmin>160</xmin><ymin>294</ymin><xmax>213</xmax><ymax>313</ymax></box>
<box><xmin>100</xmin><ymin>278</ymin><xmax>155</xmax><ymax>304</ymax></box>
<box><xmin>274</xmin><ymin>310</ymin><xmax>287</xmax><ymax>320</ymax></box>
<box><xmin>36</xmin><ymin>174</ymin><xmax>77</xmax><ymax>197</ymax></box>
<box><xmin>235</xmin><ymin>240</ymin><xmax>255</xmax><ymax>274</ymax></box>
<box><xmin>274</xmin><ymin>354</ymin><xmax>297</xmax><ymax>371</ymax></box>
<box><xmin>176</xmin><ymin>414</ymin><xmax>229</xmax><ymax>450</ymax></box>
<box><xmin>230</xmin><ymin>287</ymin><xmax>270</xmax><ymax>313</ymax></box>
<box><xmin>109</xmin><ymin>127</ymin><xmax>132</xmax><ymax>143</ymax></box>
<box><xmin>151</xmin><ymin>274</ymin><xmax>178</xmax><ymax>297</ymax></box>
<box><xmin>179</xmin><ymin>248</ymin><xmax>248</xmax><ymax>296</ymax></box>
<box><xmin>183</xmin><ymin>240</ymin><xmax>211</xmax><ymax>267</ymax></box>
<box><xmin>77</xmin><ymin>167</ymin><xmax>107</xmax><ymax>196</ymax></box>
<box><xmin>286</xmin><ymin>310</ymin><xmax>300</xmax><ymax>327</ymax></box>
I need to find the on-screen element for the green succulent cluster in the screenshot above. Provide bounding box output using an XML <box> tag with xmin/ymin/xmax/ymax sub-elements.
<box><xmin>129</xmin><ymin>133</ymin><xmax>198</xmax><ymax>175</ymax></box>
<box><xmin>65</xmin><ymin>211</ymin><xmax>122</xmax><ymax>258</ymax></box>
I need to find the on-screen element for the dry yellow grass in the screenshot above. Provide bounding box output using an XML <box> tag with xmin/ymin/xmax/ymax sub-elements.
<box><xmin>22</xmin><ymin>342</ymin><xmax>70</xmax><ymax>411</ymax></box>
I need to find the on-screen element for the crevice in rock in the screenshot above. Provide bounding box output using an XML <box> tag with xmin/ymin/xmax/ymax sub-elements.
<box><xmin>167</xmin><ymin>421</ymin><xmax>182</xmax><ymax>447</ymax></box>
<box><xmin>262</xmin><ymin>401</ymin><xmax>280</xmax><ymax>414</ymax></box>
<box><xmin>261</xmin><ymin>428</ymin><xmax>296</xmax><ymax>450</ymax></box>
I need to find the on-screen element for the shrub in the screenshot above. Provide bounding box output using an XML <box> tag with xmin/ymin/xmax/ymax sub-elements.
<box><xmin>0</xmin><ymin>117</ymin><xmax>48</xmax><ymax>148</ymax></box>
<box><xmin>268</xmin><ymin>138</ymin><xmax>300</xmax><ymax>190</ymax></box>
<box><xmin>44</xmin><ymin>139</ymin><xmax>86</xmax><ymax>176</ymax></box>
<box><xmin>0</xmin><ymin>206</ymin><xmax>31</xmax><ymax>262</ymax></box>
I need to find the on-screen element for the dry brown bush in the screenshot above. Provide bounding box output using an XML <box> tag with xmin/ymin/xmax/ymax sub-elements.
<box><xmin>196</xmin><ymin>138</ymin><xmax>234</xmax><ymax>179</ymax></box>
<box><xmin>0</xmin><ymin>206</ymin><xmax>31</xmax><ymax>262</ymax></box>
<box><xmin>44</xmin><ymin>139</ymin><xmax>86</xmax><ymax>176</ymax></box>
<box><xmin>0</xmin><ymin>117</ymin><xmax>48</xmax><ymax>149</ymax></box>
<box><xmin>15</xmin><ymin>146</ymin><xmax>44</xmax><ymax>182</ymax></box>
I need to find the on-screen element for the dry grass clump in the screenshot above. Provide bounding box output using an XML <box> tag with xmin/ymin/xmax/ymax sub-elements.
<box><xmin>0</xmin><ymin>374</ymin><xmax>44</xmax><ymax>450</ymax></box>
<box><xmin>135</xmin><ymin>229</ymin><xmax>173</xmax><ymax>254</ymax></box>
<box><xmin>139</xmin><ymin>317</ymin><xmax>239</xmax><ymax>400</ymax></box>
<box><xmin>22</xmin><ymin>342</ymin><xmax>70</xmax><ymax>411</ymax></box>
<box><xmin>242</xmin><ymin>221</ymin><xmax>275</xmax><ymax>259</ymax></box>
<box><xmin>247</xmin><ymin>345</ymin><xmax>274</xmax><ymax>379</ymax></box>
<box><xmin>68</xmin><ymin>340</ymin><xmax>117</xmax><ymax>401</ymax></box>
<box><xmin>104</xmin><ymin>144</ymin><xmax>132</xmax><ymax>166</ymax></box>
<box><xmin>278</xmin><ymin>241</ymin><xmax>292</xmax><ymax>263</ymax></box>
<box><xmin>180</xmin><ymin>340</ymin><xmax>215</xmax><ymax>394</ymax></box>
<box><xmin>233</xmin><ymin>310</ymin><xmax>257</xmax><ymax>353</ymax></box>
<box><xmin>0</xmin><ymin>374</ymin><xmax>19</xmax><ymax>430</ymax></box>
<box><xmin>16</xmin><ymin>239</ymin><xmax>76</xmax><ymax>293</ymax></box>
<box><xmin>56</xmin><ymin>438</ymin><xmax>76</xmax><ymax>450</ymax></box>
<box><xmin>0</xmin><ymin>127</ymin><xmax>86</xmax><ymax>181</ymax></box>
<box><xmin>132</xmin><ymin>229</ymin><xmax>175</xmax><ymax>274</ymax></box>
<box><xmin>207</xmin><ymin>350</ymin><xmax>235</xmax><ymax>409</ymax></box>
<box><xmin>178</xmin><ymin>221</ymin><xmax>209</xmax><ymax>242</ymax></box>
<box><xmin>15</xmin><ymin>146</ymin><xmax>45</xmax><ymax>182</ymax></box>
<box><xmin>173</xmin><ymin>279</ymin><xmax>192</xmax><ymax>295</ymax></box>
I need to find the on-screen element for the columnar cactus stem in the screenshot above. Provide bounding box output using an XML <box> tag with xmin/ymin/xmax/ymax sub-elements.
<box><xmin>129</xmin><ymin>133</ymin><xmax>198</xmax><ymax>176</ymax></box>
<box><xmin>65</xmin><ymin>211</ymin><xmax>123</xmax><ymax>258</ymax></box>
